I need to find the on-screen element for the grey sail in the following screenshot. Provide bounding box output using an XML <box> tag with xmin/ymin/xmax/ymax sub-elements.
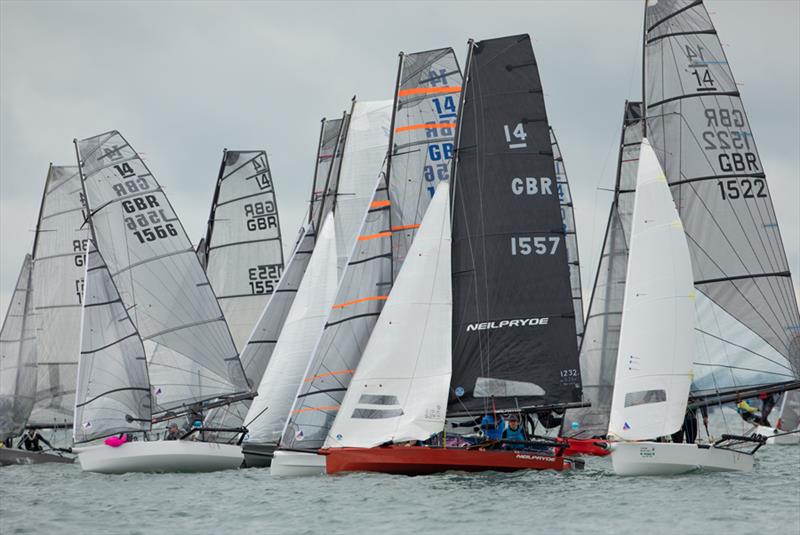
<box><xmin>75</xmin><ymin>130</ymin><xmax>249</xmax><ymax>416</ymax></box>
<box><xmin>550</xmin><ymin>128</ymin><xmax>585</xmax><ymax>349</ymax></box>
<box><xmin>644</xmin><ymin>0</ymin><xmax>800</xmax><ymax>399</ymax></box>
<box><xmin>28</xmin><ymin>165</ymin><xmax>89</xmax><ymax>427</ymax></box>
<box><xmin>204</xmin><ymin>117</ymin><xmax>348</xmax><ymax>434</ymax></box>
<box><xmin>0</xmin><ymin>255</ymin><xmax>37</xmax><ymax>440</ymax></box>
<box><xmin>200</xmin><ymin>150</ymin><xmax>284</xmax><ymax>351</ymax></box>
<box><xmin>74</xmin><ymin>243</ymin><xmax>150</xmax><ymax>443</ymax></box>
<box><xmin>565</xmin><ymin>103</ymin><xmax>643</xmax><ymax>437</ymax></box>
<box><xmin>280</xmin><ymin>48</ymin><xmax>463</xmax><ymax>452</ymax></box>
<box><xmin>389</xmin><ymin>48</ymin><xmax>462</xmax><ymax>278</ymax></box>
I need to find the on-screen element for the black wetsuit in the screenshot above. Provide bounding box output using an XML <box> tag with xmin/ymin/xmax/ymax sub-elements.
<box><xmin>16</xmin><ymin>431</ymin><xmax>52</xmax><ymax>452</ymax></box>
<box><xmin>671</xmin><ymin>406</ymin><xmax>708</xmax><ymax>443</ymax></box>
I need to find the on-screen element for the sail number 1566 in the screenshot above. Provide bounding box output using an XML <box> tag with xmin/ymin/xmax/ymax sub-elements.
<box><xmin>510</xmin><ymin>236</ymin><xmax>560</xmax><ymax>256</ymax></box>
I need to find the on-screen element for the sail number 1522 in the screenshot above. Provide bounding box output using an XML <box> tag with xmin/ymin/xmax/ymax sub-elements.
<box><xmin>510</xmin><ymin>236</ymin><xmax>560</xmax><ymax>256</ymax></box>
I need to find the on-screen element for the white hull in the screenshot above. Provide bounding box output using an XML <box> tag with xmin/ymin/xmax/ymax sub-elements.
<box><xmin>750</xmin><ymin>425</ymin><xmax>800</xmax><ymax>445</ymax></box>
<box><xmin>74</xmin><ymin>440</ymin><xmax>243</xmax><ymax>474</ymax></box>
<box><xmin>270</xmin><ymin>449</ymin><xmax>326</xmax><ymax>476</ymax></box>
<box><xmin>610</xmin><ymin>442</ymin><xmax>753</xmax><ymax>476</ymax></box>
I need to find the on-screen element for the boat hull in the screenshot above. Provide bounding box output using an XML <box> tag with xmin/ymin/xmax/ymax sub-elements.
<box><xmin>749</xmin><ymin>425</ymin><xmax>799</xmax><ymax>445</ymax></box>
<box><xmin>0</xmin><ymin>448</ymin><xmax>74</xmax><ymax>466</ymax></box>
<box><xmin>270</xmin><ymin>450</ymin><xmax>326</xmax><ymax>476</ymax></box>
<box><xmin>74</xmin><ymin>441</ymin><xmax>242</xmax><ymax>474</ymax></box>
<box><xmin>609</xmin><ymin>442</ymin><xmax>754</xmax><ymax>476</ymax></box>
<box><xmin>560</xmin><ymin>437</ymin><xmax>610</xmax><ymax>457</ymax></box>
<box><xmin>241</xmin><ymin>442</ymin><xmax>276</xmax><ymax>468</ymax></box>
<box><xmin>324</xmin><ymin>446</ymin><xmax>574</xmax><ymax>475</ymax></box>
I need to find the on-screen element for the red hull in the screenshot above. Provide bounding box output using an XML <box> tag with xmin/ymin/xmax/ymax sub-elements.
<box><xmin>323</xmin><ymin>446</ymin><xmax>574</xmax><ymax>475</ymax></box>
<box><xmin>559</xmin><ymin>437</ymin><xmax>610</xmax><ymax>457</ymax></box>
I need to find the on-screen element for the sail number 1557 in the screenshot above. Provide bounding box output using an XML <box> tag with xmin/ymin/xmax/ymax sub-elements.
<box><xmin>510</xmin><ymin>236</ymin><xmax>560</xmax><ymax>256</ymax></box>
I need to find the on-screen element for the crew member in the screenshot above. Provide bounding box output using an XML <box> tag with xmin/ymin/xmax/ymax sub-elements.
<box><xmin>16</xmin><ymin>428</ymin><xmax>53</xmax><ymax>452</ymax></box>
<box><xmin>164</xmin><ymin>422</ymin><xmax>182</xmax><ymax>440</ymax></box>
<box><xmin>736</xmin><ymin>399</ymin><xmax>758</xmax><ymax>423</ymax></box>
<box><xmin>501</xmin><ymin>414</ymin><xmax>526</xmax><ymax>446</ymax></box>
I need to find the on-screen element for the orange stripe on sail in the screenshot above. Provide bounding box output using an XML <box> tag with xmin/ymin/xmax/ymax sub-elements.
<box><xmin>292</xmin><ymin>405</ymin><xmax>340</xmax><ymax>414</ymax></box>
<box><xmin>395</xmin><ymin>123</ymin><xmax>456</xmax><ymax>133</ymax></box>
<box><xmin>398</xmin><ymin>86</ymin><xmax>461</xmax><ymax>97</ymax></box>
<box><xmin>370</xmin><ymin>200</ymin><xmax>391</xmax><ymax>208</ymax></box>
<box><xmin>303</xmin><ymin>369</ymin><xmax>355</xmax><ymax>382</ymax></box>
<box><xmin>391</xmin><ymin>224</ymin><xmax>420</xmax><ymax>231</ymax></box>
<box><xmin>357</xmin><ymin>231</ymin><xmax>392</xmax><ymax>241</ymax></box>
<box><xmin>332</xmin><ymin>295</ymin><xmax>388</xmax><ymax>309</ymax></box>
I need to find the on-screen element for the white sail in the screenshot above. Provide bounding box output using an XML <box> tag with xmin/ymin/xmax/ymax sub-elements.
<box><xmin>778</xmin><ymin>389</ymin><xmax>800</xmax><ymax>432</ymax></box>
<box><xmin>75</xmin><ymin>131</ymin><xmax>249</xmax><ymax>415</ymax></box>
<box><xmin>28</xmin><ymin>165</ymin><xmax>89</xmax><ymax>427</ymax></box>
<box><xmin>243</xmin><ymin>212</ymin><xmax>338</xmax><ymax>443</ymax></box>
<box><xmin>334</xmin><ymin>100</ymin><xmax>392</xmax><ymax>276</ymax></box>
<box><xmin>0</xmin><ymin>255</ymin><xmax>37</xmax><ymax>440</ymax></box>
<box><xmin>74</xmin><ymin>243</ymin><xmax>150</xmax><ymax>443</ymax></box>
<box><xmin>607</xmin><ymin>139</ymin><xmax>695</xmax><ymax>441</ymax></box>
<box><xmin>326</xmin><ymin>184</ymin><xmax>451</xmax><ymax>448</ymax></box>
<box><xmin>201</xmin><ymin>150</ymin><xmax>284</xmax><ymax>351</ymax></box>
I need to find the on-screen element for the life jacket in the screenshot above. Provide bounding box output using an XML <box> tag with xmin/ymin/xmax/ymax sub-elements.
<box><xmin>480</xmin><ymin>415</ymin><xmax>504</xmax><ymax>441</ymax></box>
<box><xmin>503</xmin><ymin>423</ymin><xmax>525</xmax><ymax>442</ymax></box>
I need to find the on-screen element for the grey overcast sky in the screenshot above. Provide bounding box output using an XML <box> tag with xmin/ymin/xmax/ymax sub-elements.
<box><xmin>1</xmin><ymin>0</ymin><xmax>798</xmax><ymax>314</ymax></box>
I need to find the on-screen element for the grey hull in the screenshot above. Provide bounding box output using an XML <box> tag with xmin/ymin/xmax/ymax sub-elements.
<box><xmin>0</xmin><ymin>448</ymin><xmax>74</xmax><ymax>466</ymax></box>
<box><xmin>242</xmin><ymin>443</ymin><xmax>276</xmax><ymax>468</ymax></box>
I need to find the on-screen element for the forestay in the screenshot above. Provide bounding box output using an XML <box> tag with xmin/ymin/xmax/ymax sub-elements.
<box><xmin>74</xmin><ymin>243</ymin><xmax>150</xmax><ymax>443</ymax></box>
<box><xmin>450</xmin><ymin>35</ymin><xmax>582</xmax><ymax>415</ymax></box>
<box><xmin>201</xmin><ymin>150</ymin><xmax>284</xmax><ymax>351</ymax></box>
<box><xmin>28</xmin><ymin>165</ymin><xmax>89</xmax><ymax>427</ymax></box>
<box><xmin>550</xmin><ymin>128</ymin><xmax>584</xmax><ymax>349</ymax></box>
<box><xmin>645</xmin><ymin>0</ymin><xmax>800</xmax><ymax>394</ymax></box>
<box><xmin>243</xmin><ymin>213</ymin><xmax>338</xmax><ymax>444</ymax></box>
<box><xmin>389</xmin><ymin>48</ymin><xmax>461</xmax><ymax>279</ymax></box>
<box><xmin>75</xmin><ymin>130</ymin><xmax>249</xmax><ymax>415</ymax></box>
<box><xmin>205</xmin><ymin>117</ymin><xmax>348</xmax><ymax>434</ymax></box>
<box><xmin>327</xmin><ymin>184</ymin><xmax>451</xmax><ymax>448</ymax></box>
<box><xmin>607</xmin><ymin>139</ymin><xmax>695</xmax><ymax>441</ymax></box>
<box><xmin>281</xmin><ymin>173</ymin><xmax>391</xmax><ymax>450</ymax></box>
<box><xmin>566</xmin><ymin>103</ymin><xmax>643</xmax><ymax>437</ymax></box>
<box><xmin>0</xmin><ymin>256</ymin><xmax>37</xmax><ymax>440</ymax></box>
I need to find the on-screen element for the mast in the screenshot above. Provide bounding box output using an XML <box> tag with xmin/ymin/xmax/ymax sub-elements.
<box><xmin>201</xmin><ymin>148</ymin><xmax>228</xmax><ymax>264</ymax></box>
<box><xmin>309</xmin><ymin>121</ymin><xmax>326</xmax><ymax>226</ymax></box>
<box><xmin>449</xmin><ymin>39</ymin><xmax>474</xmax><ymax>224</ymax></box>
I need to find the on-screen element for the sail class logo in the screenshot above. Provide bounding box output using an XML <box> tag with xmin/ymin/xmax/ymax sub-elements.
<box><xmin>623</xmin><ymin>422</ymin><xmax>631</xmax><ymax>430</ymax></box>
<box><xmin>466</xmin><ymin>317</ymin><xmax>549</xmax><ymax>332</ymax></box>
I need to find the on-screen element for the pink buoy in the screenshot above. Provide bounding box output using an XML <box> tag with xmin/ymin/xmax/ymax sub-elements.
<box><xmin>104</xmin><ymin>435</ymin><xmax>128</xmax><ymax>448</ymax></box>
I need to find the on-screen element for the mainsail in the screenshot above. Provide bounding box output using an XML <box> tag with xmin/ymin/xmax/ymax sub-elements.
<box><xmin>644</xmin><ymin>0</ymin><xmax>800</xmax><ymax>400</ymax></box>
<box><xmin>550</xmin><ymin>128</ymin><xmax>584</xmax><ymax>349</ymax></box>
<box><xmin>75</xmin><ymin>130</ymin><xmax>249</xmax><ymax>416</ymax></box>
<box><xmin>566</xmin><ymin>102</ymin><xmax>643</xmax><ymax>437</ymax></box>
<box><xmin>204</xmin><ymin>116</ymin><xmax>348</xmax><ymax>434</ymax></box>
<box><xmin>0</xmin><ymin>255</ymin><xmax>37</xmax><ymax>440</ymax></box>
<box><xmin>28</xmin><ymin>165</ymin><xmax>89</xmax><ymax>427</ymax></box>
<box><xmin>200</xmin><ymin>150</ymin><xmax>284</xmax><ymax>351</ymax></box>
<box><xmin>449</xmin><ymin>35</ymin><xmax>582</xmax><ymax>415</ymax></box>
<box><xmin>74</xmin><ymin>243</ymin><xmax>150</xmax><ymax>443</ymax></box>
<box><xmin>280</xmin><ymin>49</ymin><xmax>462</xmax><ymax>451</ymax></box>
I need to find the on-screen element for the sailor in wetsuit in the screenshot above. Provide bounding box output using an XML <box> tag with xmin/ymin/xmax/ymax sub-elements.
<box><xmin>16</xmin><ymin>428</ymin><xmax>53</xmax><ymax>452</ymax></box>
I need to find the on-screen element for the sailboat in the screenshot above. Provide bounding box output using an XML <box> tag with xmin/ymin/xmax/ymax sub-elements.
<box><xmin>1</xmin><ymin>165</ymin><xmax>90</xmax><ymax>465</ymax></box>
<box><xmin>605</xmin><ymin>0</ymin><xmax>800</xmax><ymax>475</ymax></box>
<box><xmin>241</xmin><ymin>100</ymin><xmax>392</xmax><ymax>466</ymax></box>
<box><xmin>272</xmin><ymin>47</ymin><xmax>463</xmax><ymax>476</ymax></box>
<box><xmin>71</xmin><ymin>131</ymin><xmax>252</xmax><ymax>474</ymax></box>
<box><xmin>208</xmin><ymin>116</ymin><xmax>349</xmax><ymax>465</ymax></box>
<box><xmin>323</xmin><ymin>35</ymin><xmax>585</xmax><ymax>475</ymax></box>
<box><xmin>198</xmin><ymin>149</ymin><xmax>284</xmax><ymax>352</ymax></box>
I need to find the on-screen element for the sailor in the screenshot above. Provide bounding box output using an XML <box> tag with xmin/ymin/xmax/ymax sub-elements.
<box><xmin>758</xmin><ymin>393</ymin><xmax>777</xmax><ymax>427</ymax></box>
<box><xmin>736</xmin><ymin>399</ymin><xmax>758</xmax><ymax>423</ymax></box>
<box><xmin>189</xmin><ymin>420</ymin><xmax>203</xmax><ymax>441</ymax></box>
<box><xmin>501</xmin><ymin>414</ymin><xmax>526</xmax><ymax>446</ymax></box>
<box><xmin>671</xmin><ymin>404</ymin><xmax>708</xmax><ymax>443</ymax></box>
<box><xmin>16</xmin><ymin>428</ymin><xmax>53</xmax><ymax>452</ymax></box>
<box><xmin>164</xmin><ymin>422</ymin><xmax>182</xmax><ymax>440</ymax></box>
<box><xmin>480</xmin><ymin>413</ymin><xmax>505</xmax><ymax>441</ymax></box>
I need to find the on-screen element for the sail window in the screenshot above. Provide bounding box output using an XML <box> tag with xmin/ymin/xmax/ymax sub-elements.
<box><xmin>473</xmin><ymin>377</ymin><xmax>545</xmax><ymax>398</ymax></box>
<box><xmin>358</xmin><ymin>394</ymin><xmax>400</xmax><ymax>405</ymax></box>
<box><xmin>624</xmin><ymin>389</ymin><xmax>667</xmax><ymax>408</ymax></box>
<box><xmin>351</xmin><ymin>408</ymin><xmax>403</xmax><ymax>419</ymax></box>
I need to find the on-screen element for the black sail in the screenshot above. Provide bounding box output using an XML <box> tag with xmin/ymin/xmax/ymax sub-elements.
<box><xmin>449</xmin><ymin>35</ymin><xmax>582</xmax><ymax>415</ymax></box>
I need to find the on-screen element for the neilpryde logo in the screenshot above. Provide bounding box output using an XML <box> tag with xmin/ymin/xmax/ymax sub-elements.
<box><xmin>466</xmin><ymin>318</ymin><xmax>549</xmax><ymax>332</ymax></box>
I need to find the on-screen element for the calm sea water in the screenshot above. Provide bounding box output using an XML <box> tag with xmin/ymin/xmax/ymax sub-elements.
<box><xmin>1</xmin><ymin>445</ymin><xmax>798</xmax><ymax>535</ymax></box>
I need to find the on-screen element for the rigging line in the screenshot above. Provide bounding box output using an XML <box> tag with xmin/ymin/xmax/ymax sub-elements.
<box><xmin>692</xmin><ymin>362</ymin><xmax>794</xmax><ymax>378</ymax></box>
<box><xmin>695</xmin><ymin>328</ymin><xmax>794</xmax><ymax>373</ymax></box>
